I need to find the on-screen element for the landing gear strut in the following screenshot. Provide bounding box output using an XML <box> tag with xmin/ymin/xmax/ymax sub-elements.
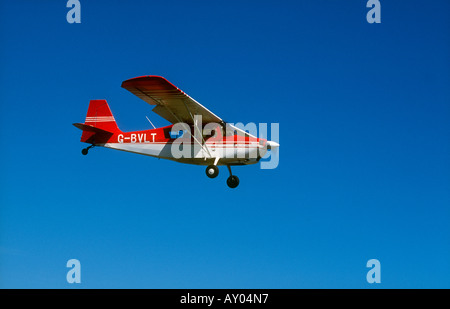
<box><xmin>226</xmin><ymin>165</ymin><xmax>239</xmax><ymax>189</ymax></box>
<box><xmin>81</xmin><ymin>145</ymin><xmax>95</xmax><ymax>155</ymax></box>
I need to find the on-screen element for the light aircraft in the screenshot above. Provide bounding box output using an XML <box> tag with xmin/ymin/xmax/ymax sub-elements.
<box><xmin>73</xmin><ymin>76</ymin><xmax>279</xmax><ymax>188</ymax></box>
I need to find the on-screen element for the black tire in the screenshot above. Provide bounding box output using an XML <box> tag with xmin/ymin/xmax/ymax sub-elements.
<box><xmin>226</xmin><ymin>175</ymin><xmax>239</xmax><ymax>188</ymax></box>
<box><xmin>81</xmin><ymin>148</ymin><xmax>88</xmax><ymax>155</ymax></box>
<box><xmin>205</xmin><ymin>165</ymin><xmax>219</xmax><ymax>178</ymax></box>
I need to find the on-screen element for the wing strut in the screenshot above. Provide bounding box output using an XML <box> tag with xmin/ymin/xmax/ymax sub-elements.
<box><xmin>161</xmin><ymin>104</ymin><xmax>213</xmax><ymax>159</ymax></box>
<box><xmin>181</xmin><ymin>100</ymin><xmax>212</xmax><ymax>159</ymax></box>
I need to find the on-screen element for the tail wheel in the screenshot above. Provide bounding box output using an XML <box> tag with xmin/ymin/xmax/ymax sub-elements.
<box><xmin>205</xmin><ymin>165</ymin><xmax>219</xmax><ymax>178</ymax></box>
<box><xmin>227</xmin><ymin>175</ymin><xmax>239</xmax><ymax>188</ymax></box>
<box><xmin>81</xmin><ymin>145</ymin><xmax>94</xmax><ymax>156</ymax></box>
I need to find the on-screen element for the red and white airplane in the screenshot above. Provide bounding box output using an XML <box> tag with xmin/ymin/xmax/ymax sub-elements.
<box><xmin>73</xmin><ymin>76</ymin><xmax>279</xmax><ymax>188</ymax></box>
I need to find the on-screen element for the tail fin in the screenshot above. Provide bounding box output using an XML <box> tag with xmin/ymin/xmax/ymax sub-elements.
<box><xmin>73</xmin><ymin>100</ymin><xmax>121</xmax><ymax>144</ymax></box>
<box><xmin>84</xmin><ymin>99</ymin><xmax>120</xmax><ymax>132</ymax></box>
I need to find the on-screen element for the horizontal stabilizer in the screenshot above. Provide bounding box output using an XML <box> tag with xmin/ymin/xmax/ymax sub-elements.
<box><xmin>72</xmin><ymin>123</ymin><xmax>112</xmax><ymax>134</ymax></box>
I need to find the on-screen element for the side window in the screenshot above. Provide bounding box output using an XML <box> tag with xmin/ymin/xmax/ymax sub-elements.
<box><xmin>169</xmin><ymin>130</ymin><xmax>184</xmax><ymax>139</ymax></box>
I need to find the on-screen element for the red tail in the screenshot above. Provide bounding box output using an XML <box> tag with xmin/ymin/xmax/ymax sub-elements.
<box><xmin>84</xmin><ymin>100</ymin><xmax>120</xmax><ymax>132</ymax></box>
<box><xmin>73</xmin><ymin>100</ymin><xmax>121</xmax><ymax>144</ymax></box>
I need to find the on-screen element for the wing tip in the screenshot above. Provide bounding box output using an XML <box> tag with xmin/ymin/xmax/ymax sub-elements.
<box><xmin>121</xmin><ymin>75</ymin><xmax>171</xmax><ymax>88</ymax></box>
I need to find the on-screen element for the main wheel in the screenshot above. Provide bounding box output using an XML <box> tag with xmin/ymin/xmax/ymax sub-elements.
<box><xmin>205</xmin><ymin>165</ymin><xmax>219</xmax><ymax>178</ymax></box>
<box><xmin>226</xmin><ymin>175</ymin><xmax>240</xmax><ymax>188</ymax></box>
<box><xmin>81</xmin><ymin>148</ymin><xmax>88</xmax><ymax>155</ymax></box>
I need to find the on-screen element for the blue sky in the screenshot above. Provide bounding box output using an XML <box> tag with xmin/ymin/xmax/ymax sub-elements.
<box><xmin>0</xmin><ymin>0</ymin><xmax>449</xmax><ymax>288</ymax></box>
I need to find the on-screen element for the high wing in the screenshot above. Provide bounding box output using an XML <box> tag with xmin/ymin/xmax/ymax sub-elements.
<box><xmin>121</xmin><ymin>75</ymin><xmax>257</xmax><ymax>139</ymax></box>
<box><xmin>121</xmin><ymin>75</ymin><xmax>222</xmax><ymax>125</ymax></box>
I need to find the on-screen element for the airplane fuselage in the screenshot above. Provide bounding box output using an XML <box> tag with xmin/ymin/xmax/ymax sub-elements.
<box><xmin>91</xmin><ymin>124</ymin><xmax>267</xmax><ymax>166</ymax></box>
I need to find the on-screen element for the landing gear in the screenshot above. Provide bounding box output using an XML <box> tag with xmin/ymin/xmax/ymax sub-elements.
<box><xmin>226</xmin><ymin>165</ymin><xmax>239</xmax><ymax>189</ymax></box>
<box><xmin>205</xmin><ymin>163</ymin><xmax>240</xmax><ymax>188</ymax></box>
<box><xmin>81</xmin><ymin>145</ymin><xmax>95</xmax><ymax>155</ymax></box>
<box><xmin>205</xmin><ymin>165</ymin><xmax>219</xmax><ymax>178</ymax></box>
